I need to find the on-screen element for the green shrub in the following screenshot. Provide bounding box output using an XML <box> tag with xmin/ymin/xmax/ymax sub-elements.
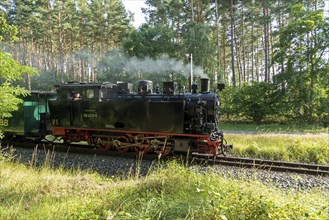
<box><xmin>221</xmin><ymin>82</ymin><xmax>283</xmax><ymax>123</ymax></box>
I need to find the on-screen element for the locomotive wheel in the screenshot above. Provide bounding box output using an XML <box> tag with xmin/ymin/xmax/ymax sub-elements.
<box><xmin>152</xmin><ymin>139</ymin><xmax>172</xmax><ymax>157</ymax></box>
<box><xmin>115</xmin><ymin>136</ymin><xmax>130</xmax><ymax>152</ymax></box>
<box><xmin>94</xmin><ymin>137</ymin><xmax>111</xmax><ymax>151</ymax></box>
<box><xmin>134</xmin><ymin>146</ymin><xmax>152</xmax><ymax>153</ymax></box>
<box><xmin>161</xmin><ymin>147</ymin><xmax>172</xmax><ymax>157</ymax></box>
<box><xmin>134</xmin><ymin>140</ymin><xmax>152</xmax><ymax>153</ymax></box>
<box><xmin>156</xmin><ymin>141</ymin><xmax>172</xmax><ymax>157</ymax></box>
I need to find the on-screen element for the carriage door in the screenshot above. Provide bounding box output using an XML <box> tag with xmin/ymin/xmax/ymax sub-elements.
<box><xmin>23</xmin><ymin>93</ymin><xmax>39</xmax><ymax>136</ymax></box>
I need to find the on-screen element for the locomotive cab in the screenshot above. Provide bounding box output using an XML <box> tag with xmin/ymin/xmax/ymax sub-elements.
<box><xmin>49</xmin><ymin>83</ymin><xmax>102</xmax><ymax>129</ymax></box>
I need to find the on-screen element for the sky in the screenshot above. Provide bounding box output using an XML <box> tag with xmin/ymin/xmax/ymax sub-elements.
<box><xmin>122</xmin><ymin>0</ymin><xmax>329</xmax><ymax>28</ymax></box>
<box><xmin>122</xmin><ymin>0</ymin><xmax>147</xmax><ymax>28</ymax></box>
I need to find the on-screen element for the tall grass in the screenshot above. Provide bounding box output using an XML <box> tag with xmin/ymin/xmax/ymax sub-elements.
<box><xmin>226</xmin><ymin>134</ymin><xmax>329</xmax><ymax>164</ymax></box>
<box><xmin>220</xmin><ymin>121</ymin><xmax>328</xmax><ymax>133</ymax></box>
<box><xmin>1</xmin><ymin>148</ymin><xmax>329</xmax><ymax>219</ymax></box>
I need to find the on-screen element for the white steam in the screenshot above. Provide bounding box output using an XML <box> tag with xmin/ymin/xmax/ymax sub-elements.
<box><xmin>123</xmin><ymin>54</ymin><xmax>207</xmax><ymax>78</ymax></box>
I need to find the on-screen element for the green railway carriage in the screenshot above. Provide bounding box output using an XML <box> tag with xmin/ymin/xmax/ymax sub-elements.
<box><xmin>2</xmin><ymin>91</ymin><xmax>56</xmax><ymax>140</ymax></box>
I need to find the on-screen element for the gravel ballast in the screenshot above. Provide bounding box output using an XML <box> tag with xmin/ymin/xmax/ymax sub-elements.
<box><xmin>3</xmin><ymin>146</ymin><xmax>329</xmax><ymax>190</ymax></box>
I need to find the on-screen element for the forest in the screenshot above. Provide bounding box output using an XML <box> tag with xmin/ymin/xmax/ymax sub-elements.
<box><xmin>0</xmin><ymin>0</ymin><xmax>328</xmax><ymax>125</ymax></box>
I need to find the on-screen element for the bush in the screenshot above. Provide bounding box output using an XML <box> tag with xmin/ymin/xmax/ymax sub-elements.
<box><xmin>221</xmin><ymin>82</ymin><xmax>283</xmax><ymax>123</ymax></box>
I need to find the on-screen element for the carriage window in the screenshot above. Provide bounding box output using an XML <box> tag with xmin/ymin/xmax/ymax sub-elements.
<box><xmin>86</xmin><ymin>89</ymin><xmax>94</xmax><ymax>99</ymax></box>
<box><xmin>38</xmin><ymin>96</ymin><xmax>47</xmax><ymax>113</ymax></box>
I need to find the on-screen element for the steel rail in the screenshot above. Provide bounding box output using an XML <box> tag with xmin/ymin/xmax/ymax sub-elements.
<box><xmin>210</xmin><ymin>156</ymin><xmax>329</xmax><ymax>176</ymax></box>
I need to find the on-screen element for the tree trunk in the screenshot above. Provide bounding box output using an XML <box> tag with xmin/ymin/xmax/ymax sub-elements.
<box><xmin>251</xmin><ymin>23</ymin><xmax>254</xmax><ymax>81</ymax></box>
<box><xmin>57</xmin><ymin>4</ymin><xmax>64</xmax><ymax>83</ymax></box>
<box><xmin>262</xmin><ymin>0</ymin><xmax>269</xmax><ymax>82</ymax></box>
<box><xmin>230</xmin><ymin>0</ymin><xmax>236</xmax><ymax>87</ymax></box>
<box><xmin>241</xmin><ymin>0</ymin><xmax>246</xmax><ymax>82</ymax></box>
<box><xmin>215</xmin><ymin>0</ymin><xmax>221</xmax><ymax>81</ymax></box>
<box><xmin>191</xmin><ymin>0</ymin><xmax>194</xmax><ymax>22</ymax></box>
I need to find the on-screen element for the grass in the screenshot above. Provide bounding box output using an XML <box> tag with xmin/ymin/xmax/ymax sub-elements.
<box><xmin>219</xmin><ymin>121</ymin><xmax>329</xmax><ymax>133</ymax></box>
<box><xmin>1</xmin><ymin>122</ymin><xmax>328</xmax><ymax>219</ymax></box>
<box><xmin>1</xmin><ymin>148</ymin><xmax>329</xmax><ymax>220</ymax></box>
<box><xmin>225</xmin><ymin>133</ymin><xmax>329</xmax><ymax>164</ymax></box>
<box><xmin>218</xmin><ymin>122</ymin><xmax>329</xmax><ymax>164</ymax></box>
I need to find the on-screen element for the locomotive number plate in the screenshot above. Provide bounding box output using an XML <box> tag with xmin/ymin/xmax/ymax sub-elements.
<box><xmin>0</xmin><ymin>119</ymin><xmax>9</xmax><ymax>127</ymax></box>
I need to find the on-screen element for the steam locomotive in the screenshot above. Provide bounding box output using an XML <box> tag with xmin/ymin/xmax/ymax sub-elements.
<box><xmin>2</xmin><ymin>78</ymin><xmax>231</xmax><ymax>157</ymax></box>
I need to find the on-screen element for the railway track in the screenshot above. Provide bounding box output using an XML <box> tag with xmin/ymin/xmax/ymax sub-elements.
<box><xmin>1</xmin><ymin>141</ymin><xmax>159</xmax><ymax>160</ymax></box>
<box><xmin>209</xmin><ymin>156</ymin><xmax>329</xmax><ymax>176</ymax></box>
<box><xmin>3</xmin><ymin>141</ymin><xmax>329</xmax><ymax>176</ymax></box>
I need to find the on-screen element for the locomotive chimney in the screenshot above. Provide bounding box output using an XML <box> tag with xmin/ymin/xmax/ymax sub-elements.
<box><xmin>200</xmin><ymin>78</ymin><xmax>210</xmax><ymax>93</ymax></box>
<box><xmin>138</xmin><ymin>80</ymin><xmax>153</xmax><ymax>95</ymax></box>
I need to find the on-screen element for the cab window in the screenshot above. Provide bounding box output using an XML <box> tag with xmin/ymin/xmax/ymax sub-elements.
<box><xmin>86</xmin><ymin>89</ymin><xmax>94</xmax><ymax>99</ymax></box>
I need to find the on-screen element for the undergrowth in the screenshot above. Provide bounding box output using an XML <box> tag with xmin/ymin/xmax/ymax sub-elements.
<box><xmin>226</xmin><ymin>134</ymin><xmax>329</xmax><ymax>164</ymax></box>
<box><xmin>0</xmin><ymin>147</ymin><xmax>328</xmax><ymax>219</ymax></box>
<box><xmin>220</xmin><ymin>121</ymin><xmax>328</xmax><ymax>133</ymax></box>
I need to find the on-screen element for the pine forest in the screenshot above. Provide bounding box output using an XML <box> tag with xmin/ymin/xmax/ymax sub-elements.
<box><xmin>0</xmin><ymin>0</ymin><xmax>328</xmax><ymax>124</ymax></box>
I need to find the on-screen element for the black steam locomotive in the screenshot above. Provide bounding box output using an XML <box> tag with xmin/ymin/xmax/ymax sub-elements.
<box><xmin>2</xmin><ymin>78</ymin><xmax>231</xmax><ymax>157</ymax></box>
<box><xmin>48</xmin><ymin>78</ymin><xmax>229</xmax><ymax>157</ymax></box>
